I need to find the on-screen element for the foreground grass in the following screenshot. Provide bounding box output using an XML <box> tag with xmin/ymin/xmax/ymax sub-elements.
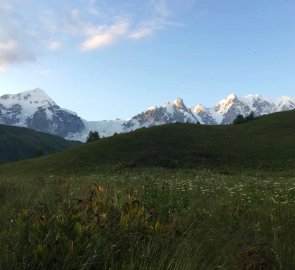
<box><xmin>1</xmin><ymin>168</ymin><xmax>295</xmax><ymax>269</ymax></box>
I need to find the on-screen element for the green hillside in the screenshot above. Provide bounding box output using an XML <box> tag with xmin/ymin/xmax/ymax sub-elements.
<box><xmin>1</xmin><ymin>109</ymin><xmax>295</xmax><ymax>175</ymax></box>
<box><xmin>0</xmin><ymin>124</ymin><xmax>80</xmax><ymax>164</ymax></box>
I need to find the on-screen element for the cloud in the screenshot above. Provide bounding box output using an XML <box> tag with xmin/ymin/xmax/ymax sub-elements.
<box><xmin>128</xmin><ymin>20</ymin><xmax>162</xmax><ymax>40</ymax></box>
<box><xmin>48</xmin><ymin>41</ymin><xmax>62</xmax><ymax>50</ymax></box>
<box><xmin>128</xmin><ymin>0</ymin><xmax>186</xmax><ymax>41</ymax></box>
<box><xmin>0</xmin><ymin>1</ymin><xmax>14</xmax><ymax>12</ymax></box>
<box><xmin>0</xmin><ymin>1</ymin><xmax>36</xmax><ymax>68</ymax></box>
<box><xmin>151</xmin><ymin>0</ymin><xmax>171</xmax><ymax>18</ymax></box>
<box><xmin>80</xmin><ymin>21</ymin><xmax>129</xmax><ymax>51</ymax></box>
<box><xmin>0</xmin><ymin>41</ymin><xmax>35</xmax><ymax>67</ymax></box>
<box><xmin>129</xmin><ymin>27</ymin><xmax>155</xmax><ymax>40</ymax></box>
<box><xmin>80</xmin><ymin>33</ymin><xmax>115</xmax><ymax>51</ymax></box>
<box><xmin>0</xmin><ymin>0</ymin><xmax>196</xmax><ymax>65</ymax></box>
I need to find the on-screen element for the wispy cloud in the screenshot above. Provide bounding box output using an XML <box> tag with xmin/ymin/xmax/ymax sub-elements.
<box><xmin>48</xmin><ymin>41</ymin><xmax>62</xmax><ymax>50</ymax></box>
<box><xmin>80</xmin><ymin>21</ymin><xmax>129</xmax><ymax>51</ymax></box>
<box><xmin>0</xmin><ymin>0</ymin><xmax>196</xmax><ymax>66</ymax></box>
<box><xmin>129</xmin><ymin>27</ymin><xmax>155</xmax><ymax>40</ymax></box>
<box><xmin>80</xmin><ymin>33</ymin><xmax>115</xmax><ymax>51</ymax></box>
<box><xmin>0</xmin><ymin>41</ymin><xmax>35</xmax><ymax>67</ymax></box>
<box><xmin>0</xmin><ymin>0</ymin><xmax>37</xmax><ymax>68</ymax></box>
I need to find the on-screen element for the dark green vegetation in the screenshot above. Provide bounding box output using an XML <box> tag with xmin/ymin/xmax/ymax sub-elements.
<box><xmin>1</xmin><ymin>109</ymin><xmax>295</xmax><ymax>175</ymax></box>
<box><xmin>86</xmin><ymin>131</ymin><xmax>100</xmax><ymax>143</ymax></box>
<box><xmin>233</xmin><ymin>112</ymin><xmax>256</xmax><ymax>124</ymax></box>
<box><xmin>0</xmin><ymin>110</ymin><xmax>295</xmax><ymax>269</ymax></box>
<box><xmin>1</xmin><ymin>170</ymin><xmax>294</xmax><ymax>269</ymax></box>
<box><xmin>0</xmin><ymin>124</ymin><xmax>80</xmax><ymax>165</ymax></box>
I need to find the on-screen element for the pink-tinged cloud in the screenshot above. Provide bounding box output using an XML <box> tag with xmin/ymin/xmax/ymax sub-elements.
<box><xmin>80</xmin><ymin>33</ymin><xmax>116</xmax><ymax>51</ymax></box>
<box><xmin>80</xmin><ymin>22</ymin><xmax>129</xmax><ymax>51</ymax></box>
<box><xmin>129</xmin><ymin>27</ymin><xmax>155</xmax><ymax>39</ymax></box>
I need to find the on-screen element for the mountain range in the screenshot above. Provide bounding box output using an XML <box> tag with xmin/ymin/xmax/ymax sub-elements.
<box><xmin>1</xmin><ymin>88</ymin><xmax>295</xmax><ymax>142</ymax></box>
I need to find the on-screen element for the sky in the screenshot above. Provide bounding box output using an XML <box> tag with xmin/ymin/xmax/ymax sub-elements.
<box><xmin>0</xmin><ymin>0</ymin><xmax>295</xmax><ymax>120</ymax></box>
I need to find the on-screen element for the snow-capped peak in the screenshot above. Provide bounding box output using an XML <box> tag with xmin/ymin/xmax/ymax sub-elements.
<box><xmin>275</xmin><ymin>96</ymin><xmax>295</xmax><ymax>111</ymax></box>
<box><xmin>215</xmin><ymin>93</ymin><xmax>239</xmax><ymax>113</ymax></box>
<box><xmin>226</xmin><ymin>93</ymin><xmax>238</xmax><ymax>100</ymax></box>
<box><xmin>194</xmin><ymin>104</ymin><xmax>205</xmax><ymax>113</ymax></box>
<box><xmin>173</xmin><ymin>98</ymin><xmax>186</xmax><ymax>109</ymax></box>
<box><xmin>0</xmin><ymin>88</ymin><xmax>56</xmax><ymax>107</ymax></box>
<box><xmin>0</xmin><ymin>88</ymin><xmax>85</xmax><ymax>137</ymax></box>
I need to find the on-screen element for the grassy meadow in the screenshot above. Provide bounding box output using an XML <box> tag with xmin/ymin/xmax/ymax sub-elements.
<box><xmin>1</xmin><ymin>110</ymin><xmax>295</xmax><ymax>269</ymax></box>
<box><xmin>1</xmin><ymin>169</ymin><xmax>295</xmax><ymax>269</ymax></box>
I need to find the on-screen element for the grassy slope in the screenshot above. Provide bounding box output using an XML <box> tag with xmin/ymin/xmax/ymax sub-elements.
<box><xmin>0</xmin><ymin>124</ymin><xmax>81</xmax><ymax>164</ymax></box>
<box><xmin>1</xmin><ymin>109</ymin><xmax>295</xmax><ymax>175</ymax></box>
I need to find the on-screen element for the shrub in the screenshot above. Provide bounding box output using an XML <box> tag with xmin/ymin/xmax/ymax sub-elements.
<box><xmin>6</xmin><ymin>184</ymin><xmax>175</xmax><ymax>269</ymax></box>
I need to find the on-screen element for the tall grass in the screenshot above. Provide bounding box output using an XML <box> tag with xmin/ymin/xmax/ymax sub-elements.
<box><xmin>1</xmin><ymin>169</ymin><xmax>294</xmax><ymax>269</ymax></box>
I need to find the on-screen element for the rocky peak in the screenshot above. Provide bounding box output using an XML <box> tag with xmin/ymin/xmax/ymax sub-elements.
<box><xmin>215</xmin><ymin>93</ymin><xmax>239</xmax><ymax>112</ymax></box>
<box><xmin>173</xmin><ymin>98</ymin><xmax>186</xmax><ymax>109</ymax></box>
<box><xmin>194</xmin><ymin>104</ymin><xmax>205</xmax><ymax>113</ymax></box>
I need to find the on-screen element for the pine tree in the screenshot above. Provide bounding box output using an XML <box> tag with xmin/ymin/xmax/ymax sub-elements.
<box><xmin>233</xmin><ymin>114</ymin><xmax>245</xmax><ymax>124</ymax></box>
<box><xmin>86</xmin><ymin>131</ymin><xmax>100</xmax><ymax>143</ymax></box>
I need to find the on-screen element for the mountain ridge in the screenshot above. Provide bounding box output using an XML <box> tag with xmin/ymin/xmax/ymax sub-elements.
<box><xmin>0</xmin><ymin>124</ymin><xmax>80</xmax><ymax>164</ymax></box>
<box><xmin>1</xmin><ymin>89</ymin><xmax>295</xmax><ymax>141</ymax></box>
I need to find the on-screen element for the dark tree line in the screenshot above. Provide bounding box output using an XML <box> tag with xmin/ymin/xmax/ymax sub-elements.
<box><xmin>233</xmin><ymin>111</ymin><xmax>255</xmax><ymax>124</ymax></box>
<box><xmin>86</xmin><ymin>131</ymin><xmax>100</xmax><ymax>143</ymax></box>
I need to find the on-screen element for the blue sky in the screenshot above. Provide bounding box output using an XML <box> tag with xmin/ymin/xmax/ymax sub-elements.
<box><xmin>0</xmin><ymin>0</ymin><xmax>295</xmax><ymax>120</ymax></box>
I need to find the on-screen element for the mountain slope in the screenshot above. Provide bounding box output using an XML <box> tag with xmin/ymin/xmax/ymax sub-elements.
<box><xmin>0</xmin><ymin>124</ymin><xmax>80</xmax><ymax>164</ymax></box>
<box><xmin>1</xmin><ymin>109</ymin><xmax>295</xmax><ymax>175</ymax></box>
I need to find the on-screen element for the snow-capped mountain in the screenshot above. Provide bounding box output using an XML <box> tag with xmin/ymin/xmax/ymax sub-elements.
<box><xmin>124</xmin><ymin>98</ymin><xmax>200</xmax><ymax>130</ymax></box>
<box><xmin>0</xmin><ymin>89</ymin><xmax>85</xmax><ymax>137</ymax></box>
<box><xmin>1</xmin><ymin>89</ymin><xmax>295</xmax><ymax>142</ymax></box>
<box><xmin>124</xmin><ymin>93</ymin><xmax>295</xmax><ymax>127</ymax></box>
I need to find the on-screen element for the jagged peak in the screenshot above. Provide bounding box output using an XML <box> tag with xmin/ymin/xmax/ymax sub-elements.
<box><xmin>275</xmin><ymin>96</ymin><xmax>295</xmax><ymax>106</ymax></box>
<box><xmin>243</xmin><ymin>94</ymin><xmax>267</xmax><ymax>103</ymax></box>
<box><xmin>194</xmin><ymin>104</ymin><xmax>205</xmax><ymax>113</ymax></box>
<box><xmin>280</xmin><ymin>96</ymin><xmax>293</xmax><ymax>101</ymax></box>
<box><xmin>173</xmin><ymin>97</ymin><xmax>185</xmax><ymax>108</ymax></box>
<box><xmin>215</xmin><ymin>93</ymin><xmax>239</xmax><ymax>110</ymax></box>
<box><xmin>226</xmin><ymin>93</ymin><xmax>238</xmax><ymax>100</ymax></box>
